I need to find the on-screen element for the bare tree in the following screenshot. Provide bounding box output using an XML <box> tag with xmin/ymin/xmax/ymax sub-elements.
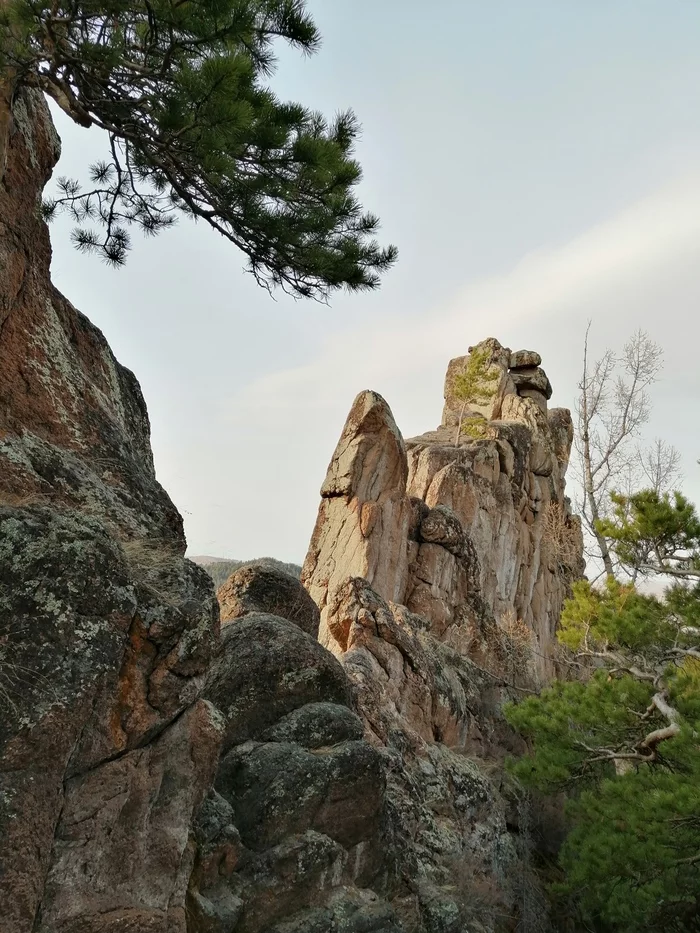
<box><xmin>574</xmin><ymin>324</ymin><xmax>680</xmax><ymax>580</ymax></box>
<box><xmin>639</xmin><ymin>438</ymin><xmax>682</xmax><ymax>494</ymax></box>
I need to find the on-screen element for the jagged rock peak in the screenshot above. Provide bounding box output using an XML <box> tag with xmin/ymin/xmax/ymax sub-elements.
<box><xmin>300</xmin><ymin>339</ymin><xmax>584</xmax><ymax>930</ymax></box>
<box><xmin>304</xmin><ymin>389</ymin><xmax>413</xmax><ymax>650</ymax></box>
<box><xmin>303</xmin><ymin>337</ymin><xmax>584</xmax><ymax>669</ymax></box>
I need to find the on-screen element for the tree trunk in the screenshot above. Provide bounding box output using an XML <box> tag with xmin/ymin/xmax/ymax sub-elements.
<box><xmin>582</xmin><ymin>441</ymin><xmax>615</xmax><ymax>579</ymax></box>
<box><xmin>580</xmin><ymin>325</ymin><xmax>615</xmax><ymax>580</ymax></box>
<box><xmin>454</xmin><ymin>399</ymin><xmax>469</xmax><ymax>447</ymax></box>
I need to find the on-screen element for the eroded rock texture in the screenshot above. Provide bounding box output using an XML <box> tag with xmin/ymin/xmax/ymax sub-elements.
<box><xmin>302</xmin><ymin>339</ymin><xmax>584</xmax><ymax>930</ymax></box>
<box><xmin>0</xmin><ymin>91</ymin><xmax>401</xmax><ymax>933</ymax></box>
<box><xmin>191</xmin><ymin>564</ymin><xmax>401</xmax><ymax>933</ymax></box>
<box><xmin>0</xmin><ymin>90</ymin><xmax>222</xmax><ymax>933</ymax></box>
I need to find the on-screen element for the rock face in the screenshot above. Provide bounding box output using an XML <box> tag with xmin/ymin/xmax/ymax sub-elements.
<box><xmin>193</xmin><ymin>608</ymin><xmax>393</xmax><ymax>933</ymax></box>
<box><xmin>302</xmin><ymin>338</ymin><xmax>584</xmax><ymax>930</ymax></box>
<box><xmin>0</xmin><ymin>90</ymin><xmax>403</xmax><ymax>933</ymax></box>
<box><xmin>0</xmin><ymin>89</ymin><xmax>221</xmax><ymax>933</ymax></box>
<box><xmin>305</xmin><ymin>339</ymin><xmax>583</xmax><ymax>669</ymax></box>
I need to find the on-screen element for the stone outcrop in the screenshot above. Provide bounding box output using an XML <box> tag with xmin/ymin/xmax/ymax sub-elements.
<box><xmin>0</xmin><ymin>90</ymin><xmax>405</xmax><ymax>933</ymax></box>
<box><xmin>217</xmin><ymin>562</ymin><xmax>320</xmax><ymax>638</ymax></box>
<box><xmin>192</xmin><ymin>607</ymin><xmax>395</xmax><ymax>933</ymax></box>
<box><xmin>1</xmin><ymin>89</ymin><xmax>581</xmax><ymax>933</ymax></box>
<box><xmin>305</xmin><ymin>339</ymin><xmax>583</xmax><ymax>669</ymax></box>
<box><xmin>302</xmin><ymin>338</ymin><xmax>583</xmax><ymax>930</ymax></box>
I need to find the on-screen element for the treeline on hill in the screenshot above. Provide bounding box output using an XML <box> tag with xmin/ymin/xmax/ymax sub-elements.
<box><xmin>197</xmin><ymin>557</ymin><xmax>302</xmax><ymax>589</ymax></box>
<box><xmin>505</xmin><ymin>487</ymin><xmax>700</xmax><ymax>932</ymax></box>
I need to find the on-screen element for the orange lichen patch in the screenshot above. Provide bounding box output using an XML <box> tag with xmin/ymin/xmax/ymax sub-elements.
<box><xmin>360</xmin><ymin>500</ymin><xmax>378</xmax><ymax>538</ymax></box>
<box><xmin>111</xmin><ymin>615</ymin><xmax>158</xmax><ymax>749</ymax></box>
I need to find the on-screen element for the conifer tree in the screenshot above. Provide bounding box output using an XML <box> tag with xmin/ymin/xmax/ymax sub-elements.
<box><xmin>0</xmin><ymin>0</ymin><xmax>397</xmax><ymax>298</ymax></box>
<box><xmin>505</xmin><ymin>488</ymin><xmax>700</xmax><ymax>932</ymax></box>
<box><xmin>451</xmin><ymin>345</ymin><xmax>499</xmax><ymax>445</ymax></box>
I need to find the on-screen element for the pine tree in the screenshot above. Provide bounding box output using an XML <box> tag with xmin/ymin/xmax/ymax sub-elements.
<box><xmin>0</xmin><ymin>0</ymin><xmax>397</xmax><ymax>298</ymax></box>
<box><xmin>451</xmin><ymin>345</ymin><xmax>499</xmax><ymax>446</ymax></box>
<box><xmin>505</xmin><ymin>488</ymin><xmax>700</xmax><ymax>931</ymax></box>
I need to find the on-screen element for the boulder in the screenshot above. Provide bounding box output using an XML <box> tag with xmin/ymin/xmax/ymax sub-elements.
<box><xmin>261</xmin><ymin>701</ymin><xmax>365</xmax><ymax>748</ymax></box>
<box><xmin>509</xmin><ymin>366</ymin><xmax>553</xmax><ymax>399</ymax></box>
<box><xmin>218</xmin><ymin>562</ymin><xmax>320</xmax><ymax>638</ymax></box>
<box><xmin>509</xmin><ymin>349</ymin><xmax>542</xmax><ymax>369</ymax></box>
<box><xmin>216</xmin><ymin>737</ymin><xmax>384</xmax><ymax>851</ymax></box>
<box><xmin>203</xmin><ymin>613</ymin><xmax>352</xmax><ymax>752</ymax></box>
<box><xmin>419</xmin><ymin>504</ymin><xmax>468</xmax><ymax>556</ymax></box>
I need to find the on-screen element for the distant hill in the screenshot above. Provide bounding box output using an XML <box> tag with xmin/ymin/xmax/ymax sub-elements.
<box><xmin>188</xmin><ymin>555</ymin><xmax>231</xmax><ymax>564</ymax></box>
<box><xmin>189</xmin><ymin>555</ymin><xmax>303</xmax><ymax>589</ymax></box>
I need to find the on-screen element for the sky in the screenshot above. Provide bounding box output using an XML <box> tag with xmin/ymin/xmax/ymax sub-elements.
<box><xmin>47</xmin><ymin>0</ymin><xmax>700</xmax><ymax>563</ymax></box>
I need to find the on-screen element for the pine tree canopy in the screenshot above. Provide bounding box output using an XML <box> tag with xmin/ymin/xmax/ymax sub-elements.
<box><xmin>505</xmin><ymin>487</ymin><xmax>700</xmax><ymax>931</ymax></box>
<box><xmin>0</xmin><ymin>0</ymin><xmax>397</xmax><ymax>298</ymax></box>
<box><xmin>598</xmin><ymin>489</ymin><xmax>700</xmax><ymax>581</ymax></box>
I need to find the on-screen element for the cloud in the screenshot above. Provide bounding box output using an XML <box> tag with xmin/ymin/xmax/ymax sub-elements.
<box><xmin>228</xmin><ymin>170</ymin><xmax>700</xmax><ymax>419</ymax></box>
<box><xmin>181</xmin><ymin>172</ymin><xmax>700</xmax><ymax>559</ymax></box>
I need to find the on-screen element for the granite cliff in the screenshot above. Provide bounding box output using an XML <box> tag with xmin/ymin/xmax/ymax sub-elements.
<box><xmin>0</xmin><ymin>92</ymin><xmax>583</xmax><ymax>933</ymax></box>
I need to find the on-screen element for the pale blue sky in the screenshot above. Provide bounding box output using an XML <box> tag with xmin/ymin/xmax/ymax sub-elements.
<box><xmin>48</xmin><ymin>1</ymin><xmax>700</xmax><ymax>561</ymax></box>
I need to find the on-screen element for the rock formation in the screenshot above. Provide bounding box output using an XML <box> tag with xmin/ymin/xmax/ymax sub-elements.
<box><xmin>0</xmin><ymin>89</ymin><xmax>405</xmax><ymax>933</ymax></box>
<box><xmin>304</xmin><ymin>338</ymin><xmax>582</xmax><ymax>670</ymax></box>
<box><xmin>301</xmin><ymin>337</ymin><xmax>584</xmax><ymax>930</ymax></box>
<box><xmin>1</xmin><ymin>90</ymin><xmax>582</xmax><ymax>933</ymax></box>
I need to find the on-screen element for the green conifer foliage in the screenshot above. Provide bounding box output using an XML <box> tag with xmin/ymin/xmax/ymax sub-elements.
<box><xmin>505</xmin><ymin>487</ymin><xmax>700</xmax><ymax>931</ymax></box>
<box><xmin>451</xmin><ymin>345</ymin><xmax>499</xmax><ymax>445</ymax></box>
<box><xmin>0</xmin><ymin>0</ymin><xmax>397</xmax><ymax>297</ymax></box>
<box><xmin>598</xmin><ymin>490</ymin><xmax>700</xmax><ymax>581</ymax></box>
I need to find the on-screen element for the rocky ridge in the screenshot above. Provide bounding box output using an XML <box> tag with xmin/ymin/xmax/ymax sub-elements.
<box><xmin>0</xmin><ymin>91</ymin><xmax>582</xmax><ymax>933</ymax></box>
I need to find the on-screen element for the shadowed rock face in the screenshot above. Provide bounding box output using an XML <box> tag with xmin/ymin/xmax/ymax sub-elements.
<box><xmin>0</xmin><ymin>90</ymin><xmax>222</xmax><ymax>933</ymax></box>
<box><xmin>0</xmin><ymin>91</ymin><xmax>184</xmax><ymax>544</ymax></box>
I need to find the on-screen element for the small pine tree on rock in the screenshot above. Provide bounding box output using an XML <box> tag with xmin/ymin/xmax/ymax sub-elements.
<box><xmin>452</xmin><ymin>346</ymin><xmax>500</xmax><ymax>446</ymax></box>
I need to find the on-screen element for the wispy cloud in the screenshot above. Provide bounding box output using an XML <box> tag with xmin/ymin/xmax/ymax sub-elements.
<box><xmin>185</xmin><ymin>173</ymin><xmax>700</xmax><ymax>559</ymax></box>
<box><xmin>228</xmin><ymin>170</ymin><xmax>700</xmax><ymax>418</ymax></box>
